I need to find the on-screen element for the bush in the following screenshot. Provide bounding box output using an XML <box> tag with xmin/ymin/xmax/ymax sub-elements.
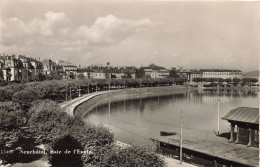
<box><xmin>12</xmin><ymin>89</ymin><xmax>39</xmax><ymax>109</ymax></box>
<box><xmin>28</xmin><ymin>100</ymin><xmax>114</xmax><ymax>166</ymax></box>
<box><xmin>0</xmin><ymin>102</ymin><xmax>37</xmax><ymax>165</ymax></box>
<box><xmin>49</xmin><ymin>134</ymin><xmax>84</xmax><ymax>167</ymax></box>
<box><xmin>101</xmin><ymin>145</ymin><xmax>165</xmax><ymax>167</ymax></box>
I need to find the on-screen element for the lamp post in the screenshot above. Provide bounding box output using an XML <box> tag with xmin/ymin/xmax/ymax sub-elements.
<box><xmin>180</xmin><ymin>110</ymin><xmax>183</xmax><ymax>164</ymax></box>
<box><xmin>69</xmin><ymin>87</ymin><xmax>72</xmax><ymax>100</ymax></box>
<box><xmin>217</xmin><ymin>99</ymin><xmax>220</xmax><ymax>136</ymax></box>
<box><xmin>78</xmin><ymin>86</ymin><xmax>81</xmax><ymax>97</ymax></box>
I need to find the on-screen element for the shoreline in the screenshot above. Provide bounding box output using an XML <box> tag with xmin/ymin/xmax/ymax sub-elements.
<box><xmin>73</xmin><ymin>85</ymin><xmax>192</xmax><ymax>117</ymax></box>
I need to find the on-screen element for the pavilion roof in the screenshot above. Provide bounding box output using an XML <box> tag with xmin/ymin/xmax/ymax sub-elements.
<box><xmin>222</xmin><ymin>107</ymin><xmax>259</xmax><ymax>125</ymax></box>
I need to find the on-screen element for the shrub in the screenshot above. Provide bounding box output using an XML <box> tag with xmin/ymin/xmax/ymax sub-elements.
<box><xmin>49</xmin><ymin>134</ymin><xmax>84</xmax><ymax>167</ymax></box>
<box><xmin>101</xmin><ymin>145</ymin><xmax>165</xmax><ymax>167</ymax></box>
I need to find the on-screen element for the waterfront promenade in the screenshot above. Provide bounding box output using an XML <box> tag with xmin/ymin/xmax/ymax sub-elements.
<box><xmin>59</xmin><ymin>89</ymin><xmax>120</xmax><ymax>115</ymax></box>
<box><xmin>59</xmin><ymin>86</ymin><xmax>258</xmax><ymax>167</ymax></box>
<box><xmin>59</xmin><ymin>85</ymin><xmax>188</xmax><ymax>115</ymax></box>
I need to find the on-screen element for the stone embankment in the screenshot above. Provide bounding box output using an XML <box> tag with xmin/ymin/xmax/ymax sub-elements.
<box><xmin>59</xmin><ymin>85</ymin><xmax>191</xmax><ymax>117</ymax></box>
<box><xmin>59</xmin><ymin>85</ymin><xmax>197</xmax><ymax>167</ymax></box>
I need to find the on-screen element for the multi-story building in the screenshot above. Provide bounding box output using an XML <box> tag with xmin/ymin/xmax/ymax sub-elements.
<box><xmin>18</xmin><ymin>55</ymin><xmax>43</xmax><ymax>81</ymax></box>
<box><xmin>201</xmin><ymin>69</ymin><xmax>242</xmax><ymax>79</ymax></box>
<box><xmin>143</xmin><ymin>67</ymin><xmax>169</xmax><ymax>78</ymax></box>
<box><xmin>1</xmin><ymin>55</ymin><xmax>24</xmax><ymax>81</ymax></box>
<box><xmin>83</xmin><ymin>63</ymin><xmax>137</xmax><ymax>79</ymax></box>
<box><xmin>188</xmin><ymin>69</ymin><xmax>242</xmax><ymax>82</ymax></box>
<box><xmin>42</xmin><ymin>59</ymin><xmax>55</xmax><ymax>75</ymax></box>
<box><xmin>189</xmin><ymin>71</ymin><xmax>203</xmax><ymax>82</ymax></box>
<box><xmin>62</xmin><ymin>65</ymin><xmax>77</xmax><ymax>79</ymax></box>
<box><xmin>0</xmin><ymin>54</ymin><xmax>43</xmax><ymax>81</ymax></box>
<box><xmin>77</xmin><ymin>68</ymin><xmax>106</xmax><ymax>79</ymax></box>
<box><xmin>55</xmin><ymin>60</ymin><xmax>78</xmax><ymax>79</ymax></box>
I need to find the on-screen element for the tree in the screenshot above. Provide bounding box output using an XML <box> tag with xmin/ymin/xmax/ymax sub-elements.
<box><xmin>12</xmin><ymin>89</ymin><xmax>39</xmax><ymax>109</ymax></box>
<box><xmin>0</xmin><ymin>70</ymin><xmax>3</xmax><ymax>80</ymax></box>
<box><xmin>242</xmin><ymin>78</ymin><xmax>258</xmax><ymax>85</ymax></box>
<box><xmin>225</xmin><ymin>78</ymin><xmax>232</xmax><ymax>84</ymax></box>
<box><xmin>0</xmin><ymin>103</ymin><xmax>37</xmax><ymax>165</ymax></box>
<box><xmin>77</xmin><ymin>74</ymin><xmax>85</xmax><ymax>80</ymax></box>
<box><xmin>233</xmin><ymin>78</ymin><xmax>241</xmax><ymax>83</ymax></box>
<box><xmin>175</xmin><ymin>77</ymin><xmax>187</xmax><ymax>85</ymax></box>
<box><xmin>136</xmin><ymin>68</ymin><xmax>145</xmax><ymax>78</ymax></box>
<box><xmin>193</xmin><ymin>78</ymin><xmax>204</xmax><ymax>83</ymax></box>
<box><xmin>125</xmin><ymin>71</ymin><xmax>132</xmax><ymax>79</ymax></box>
<box><xmin>218</xmin><ymin>78</ymin><xmax>225</xmax><ymax>83</ymax></box>
<box><xmin>169</xmin><ymin>69</ymin><xmax>179</xmax><ymax>78</ymax></box>
<box><xmin>101</xmin><ymin>145</ymin><xmax>165</xmax><ymax>167</ymax></box>
<box><xmin>47</xmin><ymin>71</ymin><xmax>62</xmax><ymax>80</ymax></box>
<box><xmin>49</xmin><ymin>134</ymin><xmax>84</xmax><ymax>167</ymax></box>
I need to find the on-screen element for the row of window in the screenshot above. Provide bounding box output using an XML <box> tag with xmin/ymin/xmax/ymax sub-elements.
<box><xmin>203</xmin><ymin>72</ymin><xmax>241</xmax><ymax>74</ymax></box>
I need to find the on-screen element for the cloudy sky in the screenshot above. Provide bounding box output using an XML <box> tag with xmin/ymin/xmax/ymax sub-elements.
<box><xmin>0</xmin><ymin>0</ymin><xmax>259</xmax><ymax>72</ymax></box>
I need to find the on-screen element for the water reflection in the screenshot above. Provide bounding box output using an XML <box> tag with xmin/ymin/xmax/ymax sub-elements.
<box><xmin>84</xmin><ymin>89</ymin><xmax>259</xmax><ymax>145</ymax></box>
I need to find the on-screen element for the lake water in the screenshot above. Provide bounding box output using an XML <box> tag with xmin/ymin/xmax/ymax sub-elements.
<box><xmin>83</xmin><ymin>89</ymin><xmax>259</xmax><ymax>146</ymax></box>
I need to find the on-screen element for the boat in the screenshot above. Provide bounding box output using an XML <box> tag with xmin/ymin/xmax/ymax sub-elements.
<box><xmin>160</xmin><ymin>131</ymin><xmax>177</xmax><ymax>136</ymax></box>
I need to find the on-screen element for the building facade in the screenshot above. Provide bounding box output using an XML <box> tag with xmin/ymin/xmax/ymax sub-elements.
<box><xmin>188</xmin><ymin>69</ymin><xmax>242</xmax><ymax>82</ymax></box>
<box><xmin>201</xmin><ymin>69</ymin><xmax>242</xmax><ymax>79</ymax></box>
<box><xmin>0</xmin><ymin>54</ymin><xmax>43</xmax><ymax>81</ymax></box>
<box><xmin>143</xmin><ymin>67</ymin><xmax>170</xmax><ymax>78</ymax></box>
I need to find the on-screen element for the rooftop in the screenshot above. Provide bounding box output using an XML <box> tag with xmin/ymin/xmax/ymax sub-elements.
<box><xmin>200</xmin><ymin>69</ymin><xmax>242</xmax><ymax>72</ymax></box>
<box><xmin>222</xmin><ymin>107</ymin><xmax>259</xmax><ymax>125</ymax></box>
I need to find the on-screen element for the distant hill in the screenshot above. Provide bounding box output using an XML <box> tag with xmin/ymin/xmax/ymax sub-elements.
<box><xmin>243</xmin><ymin>70</ymin><xmax>259</xmax><ymax>78</ymax></box>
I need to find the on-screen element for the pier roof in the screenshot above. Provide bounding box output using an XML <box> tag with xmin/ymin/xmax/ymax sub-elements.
<box><xmin>222</xmin><ymin>107</ymin><xmax>259</xmax><ymax>125</ymax></box>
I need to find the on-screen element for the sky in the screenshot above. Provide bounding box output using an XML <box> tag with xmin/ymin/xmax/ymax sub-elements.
<box><xmin>0</xmin><ymin>0</ymin><xmax>259</xmax><ymax>72</ymax></box>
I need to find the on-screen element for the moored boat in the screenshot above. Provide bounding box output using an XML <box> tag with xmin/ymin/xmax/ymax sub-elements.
<box><xmin>160</xmin><ymin>131</ymin><xmax>177</xmax><ymax>136</ymax></box>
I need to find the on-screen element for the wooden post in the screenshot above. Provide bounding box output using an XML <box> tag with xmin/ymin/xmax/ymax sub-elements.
<box><xmin>247</xmin><ymin>128</ymin><xmax>252</xmax><ymax>147</ymax></box>
<box><xmin>235</xmin><ymin>125</ymin><xmax>239</xmax><ymax>144</ymax></box>
<box><xmin>229</xmin><ymin>123</ymin><xmax>235</xmax><ymax>143</ymax></box>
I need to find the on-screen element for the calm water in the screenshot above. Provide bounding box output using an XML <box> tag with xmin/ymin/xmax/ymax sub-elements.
<box><xmin>83</xmin><ymin>89</ymin><xmax>259</xmax><ymax>145</ymax></box>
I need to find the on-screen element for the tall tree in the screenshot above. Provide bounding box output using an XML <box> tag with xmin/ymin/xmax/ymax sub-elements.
<box><xmin>136</xmin><ymin>68</ymin><xmax>145</xmax><ymax>78</ymax></box>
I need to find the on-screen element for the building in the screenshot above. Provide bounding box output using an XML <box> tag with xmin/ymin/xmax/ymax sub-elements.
<box><xmin>188</xmin><ymin>69</ymin><xmax>242</xmax><ymax>82</ymax></box>
<box><xmin>143</xmin><ymin>65</ymin><xmax>170</xmax><ymax>78</ymax></box>
<box><xmin>0</xmin><ymin>54</ymin><xmax>44</xmax><ymax>81</ymax></box>
<box><xmin>56</xmin><ymin>60</ymin><xmax>78</xmax><ymax>79</ymax></box>
<box><xmin>1</xmin><ymin>55</ymin><xmax>24</xmax><ymax>81</ymax></box>
<box><xmin>77</xmin><ymin>68</ymin><xmax>107</xmax><ymax>79</ymax></box>
<box><xmin>222</xmin><ymin>107</ymin><xmax>259</xmax><ymax>147</ymax></box>
<box><xmin>189</xmin><ymin>71</ymin><xmax>203</xmax><ymax>82</ymax></box>
<box><xmin>62</xmin><ymin>65</ymin><xmax>77</xmax><ymax>79</ymax></box>
<box><xmin>18</xmin><ymin>55</ymin><xmax>43</xmax><ymax>81</ymax></box>
<box><xmin>42</xmin><ymin>59</ymin><xmax>55</xmax><ymax>75</ymax></box>
<box><xmin>201</xmin><ymin>69</ymin><xmax>242</xmax><ymax>79</ymax></box>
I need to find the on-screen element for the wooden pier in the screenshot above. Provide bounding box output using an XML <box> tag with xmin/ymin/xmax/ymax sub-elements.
<box><xmin>150</xmin><ymin>136</ymin><xmax>258</xmax><ymax>167</ymax></box>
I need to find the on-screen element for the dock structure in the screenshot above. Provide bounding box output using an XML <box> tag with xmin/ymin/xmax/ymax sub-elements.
<box><xmin>222</xmin><ymin>107</ymin><xmax>259</xmax><ymax>147</ymax></box>
<box><xmin>150</xmin><ymin>136</ymin><xmax>258</xmax><ymax>167</ymax></box>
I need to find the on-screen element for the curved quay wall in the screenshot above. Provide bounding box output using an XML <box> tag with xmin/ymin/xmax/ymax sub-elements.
<box><xmin>62</xmin><ymin>86</ymin><xmax>193</xmax><ymax>117</ymax></box>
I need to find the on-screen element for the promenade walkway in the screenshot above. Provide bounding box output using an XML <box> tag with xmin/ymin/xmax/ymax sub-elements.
<box><xmin>58</xmin><ymin>86</ymin><xmax>197</xmax><ymax>167</ymax></box>
<box><xmin>59</xmin><ymin>89</ymin><xmax>121</xmax><ymax>115</ymax></box>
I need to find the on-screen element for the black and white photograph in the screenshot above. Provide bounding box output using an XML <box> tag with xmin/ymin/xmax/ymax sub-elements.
<box><xmin>0</xmin><ymin>0</ymin><xmax>259</xmax><ymax>167</ymax></box>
